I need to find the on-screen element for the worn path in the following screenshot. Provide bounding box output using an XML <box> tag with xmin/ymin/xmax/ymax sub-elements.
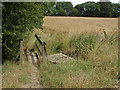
<box><xmin>22</xmin><ymin>63</ymin><xmax>43</xmax><ymax>88</ymax></box>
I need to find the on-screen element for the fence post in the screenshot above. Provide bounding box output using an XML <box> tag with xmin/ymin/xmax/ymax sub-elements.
<box><xmin>42</xmin><ymin>42</ymin><xmax>47</xmax><ymax>58</ymax></box>
<box><xmin>20</xmin><ymin>39</ymin><xmax>24</xmax><ymax>65</ymax></box>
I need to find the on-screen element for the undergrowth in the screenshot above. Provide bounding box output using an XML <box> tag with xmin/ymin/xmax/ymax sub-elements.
<box><xmin>37</xmin><ymin>31</ymin><xmax>118</xmax><ymax>88</ymax></box>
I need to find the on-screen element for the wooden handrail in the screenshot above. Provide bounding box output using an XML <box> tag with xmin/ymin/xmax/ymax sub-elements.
<box><xmin>35</xmin><ymin>41</ymin><xmax>42</xmax><ymax>55</ymax></box>
<box><xmin>35</xmin><ymin>34</ymin><xmax>43</xmax><ymax>46</ymax></box>
<box><xmin>35</xmin><ymin>34</ymin><xmax>47</xmax><ymax>57</ymax></box>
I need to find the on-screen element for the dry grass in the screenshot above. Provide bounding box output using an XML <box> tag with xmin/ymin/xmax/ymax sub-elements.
<box><xmin>37</xmin><ymin>16</ymin><xmax>118</xmax><ymax>88</ymax></box>
<box><xmin>43</xmin><ymin>16</ymin><xmax>118</xmax><ymax>35</ymax></box>
<box><xmin>2</xmin><ymin>61</ymin><xmax>31</xmax><ymax>88</ymax></box>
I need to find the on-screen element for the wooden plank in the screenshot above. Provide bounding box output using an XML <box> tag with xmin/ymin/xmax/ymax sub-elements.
<box><xmin>35</xmin><ymin>34</ymin><xmax>43</xmax><ymax>45</ymax></box>
<box><xmin>35</xmin><ymin>41</ymin><xmax>42</xmax><ymax>55</ymax></box>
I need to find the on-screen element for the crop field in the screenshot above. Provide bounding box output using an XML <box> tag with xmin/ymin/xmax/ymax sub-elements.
<box><xmin>37</xmin><ymin>16</ymin><xmax>118</xmax><ymax>88</ymax></box>
<box><xmin>43</xmin><ymin>16</ymin><xmax>118</xmax><ymax>35</ymax></box>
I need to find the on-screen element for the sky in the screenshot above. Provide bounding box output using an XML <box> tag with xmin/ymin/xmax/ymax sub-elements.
<box><xmin>58</xmin><ymin>0</ymin><xmax>120</xmax><ymax>6</ymax></box>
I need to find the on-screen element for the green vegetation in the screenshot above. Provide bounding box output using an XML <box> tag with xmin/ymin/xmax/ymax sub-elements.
<box><xmin>37</xmin><ymin>32</ymin><xmax>118</xmax><ymax>88</ymax></box>
<box><xmin>38</xmin><ymin>58</ymin><xmax>117</xmax><ymax>88</ymax></box>
<box><xmin>45</xmin><ymin>31</ymin><xmax>118</xmax><ymax>60</ymax></box>
<box><xmin>2</xmin><ymin>1</ymin><xmax>119</xmax><ymax>88</ymax></box>
<box><xmin>37</xmin><ymin>60</ymin><xmax>93</xmax><ymax>88</ymax></box>
<box><xmin>2</xmin><ymin>2</ymin><xmax>45</xmax><ymax>61</ymax></box>
<box><xmin>45</xmin><ymin>2</ymin><xmax>120</xmax><ymax>17</ymax></box>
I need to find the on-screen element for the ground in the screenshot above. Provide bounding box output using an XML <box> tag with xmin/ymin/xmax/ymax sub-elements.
<box><xmin>22</xmin><ymin>63</ymin><xmax>43</xmax><ymax>88</ymax></box>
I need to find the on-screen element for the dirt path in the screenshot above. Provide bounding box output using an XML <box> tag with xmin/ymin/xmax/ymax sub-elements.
<box><xmin>22</xmin><ymin>63</ymin><xmax>43</xmax><ymax>88</ymax></box>
<box><xmin>21</xmin><ymin>28</ymin><xmax>45</xmax><ymax>88</ymax></box>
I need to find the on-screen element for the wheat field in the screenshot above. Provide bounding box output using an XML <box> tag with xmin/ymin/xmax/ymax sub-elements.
<box><xmin>43</xmin><ymin>16</ymin><xmax>118</xmax><ymax>35</ymax></box>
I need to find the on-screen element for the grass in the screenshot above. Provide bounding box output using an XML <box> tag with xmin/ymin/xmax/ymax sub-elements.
<box><xmin>37</xmin><ymin>33</ymin><xmax>118</xmax><ymax>88</ymax></box>
<box><xmin>2</xmin><ymin>61</ymin><xmax>31</xmax><ymax>88</ymax></box>
<box><xmin>2</xmin><ymin>16</ymin><xmax>118</xmax><ymax>88</ymax></box>
<box><xmin>37</xmin><ymin>48</ymin><xmax>118</xmax><ymax>88</ymax></box>
<box><xmin>43</xmin><ymin>16</ymin><xmax>118</xmax><ymax>35</ymax></box>
<box><xmin>37</xmin><ymin>60</ymin><xmax>93</xmax><ymax>88</ymax></box>
<box><xmin>36</xmin><ymin>16</ymin><xmax>118</xmax><ymax>88</ymax></box>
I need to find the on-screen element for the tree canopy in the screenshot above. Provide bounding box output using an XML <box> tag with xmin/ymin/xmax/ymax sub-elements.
<box><xmin>75</xmin><ymin>2</ymin><xmax>120</xmax><ymax>17</ymax></box>
<box><xmin>43</xmin><ymin>1</ymin><xmax>120</xmax><ymax>17</ymax></box>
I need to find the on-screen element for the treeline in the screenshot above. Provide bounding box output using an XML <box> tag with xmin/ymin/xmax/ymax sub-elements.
<box><xmin>45</xmin><ymin>2</ymin><xmax>120</xmax><ymax>17</ymax></box>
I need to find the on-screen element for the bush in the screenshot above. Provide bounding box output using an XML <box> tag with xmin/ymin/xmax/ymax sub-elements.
<box><xmin>2</xmin><ymin>2</ymin><xmax>45</xmax><ymax>61</ymax></box>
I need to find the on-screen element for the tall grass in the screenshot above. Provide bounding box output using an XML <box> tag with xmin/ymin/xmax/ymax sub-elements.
<box><xmin>2</xmin><ymin>61</ymin><xmax>31</xmax><ymax>88</ymax></box>
<box><xmin>37</xmin><ymin>30</ymin><xmax>118</xmax><ymax>88</ymax></box>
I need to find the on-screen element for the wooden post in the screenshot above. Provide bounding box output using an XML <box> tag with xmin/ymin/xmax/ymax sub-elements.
<box><xmin>20</xmin><ymin>39</ymin><xmax>24</xmax><ymax>64</ymax></box>
<box><xmin>42</xmin><ymin>42</ymin><xmax>47</xmax><ymax>58</ymax></box>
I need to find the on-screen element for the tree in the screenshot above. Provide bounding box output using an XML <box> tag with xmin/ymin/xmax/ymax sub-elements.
<box><xmin>75</xmin><ymin>1</ymin><xmax>119</xmax><ymax>17</ymax></box>
<box><xmin>70</xmin><ymin>8</ymin><xmax>78</xmax><ymax>16</ymax></box>
<box><xmin>42</xmin><ymin>2</ymin><xmax>56</xmax><ymax>16</ymax></box>
<box><xmin>75</xmin><ymin>4</ymin><xmax>85</xmax><ymax>16</ymax></box>
<box><xmin>55</xmin><ymin>2</ymin><xmax>73</xmax><ymax>16</ymax></box>
<box><xmin>98</xmin><ymin>2</ymin><xmax>114</xmax><ymax>17</ymax></box>
<box><xmin>2</xmin><ymin>2</ymin><xmax>45</xmax><ymax>61</ymax></box>
<box><xmin>57</xmin><ymin>7</ymin><xmax>68</xmax><ymax>16</ymax></box>
<box><xmin>112</xmin><ymin>3</ymin><xmax>120</xmax><ymax>17</ymax></box>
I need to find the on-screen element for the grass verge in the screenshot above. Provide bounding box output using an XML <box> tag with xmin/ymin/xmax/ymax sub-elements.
<box><xmin>2</xmin><ymin>61</ymin><xmax>31</xmax><ymax>88</ymax></box>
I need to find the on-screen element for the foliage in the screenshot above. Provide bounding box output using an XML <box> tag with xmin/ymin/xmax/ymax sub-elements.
<box><xmin>56</xmin><ymin>7</ymin><xmax>68</xmax><ymax>16</ymax></box>
<box><xmin>69</xmin><ymin>8</ymin><xmax>78</xmax><ymax>16</ymax></box>
<box><xmin>57</xmin><ymin>2</ymin><xmax>73</xmax><ymax>15</ymax></box>
<box><xmin>98</xmin><ymin>2</ymin><xmax>114</xmax><ymax>17</ymax></box>
<box><xmin>75</xmin><ymin>2</ymin><xmax>120</xmax><ymax>17</ymax></box>
<box><xmin>42</xmin><ymin>2</ymin><xmax>56</xmax><ymax>16</ymax></box>
<box><xmin>43</xmin><ymin>2</ymin><xmax>120</xmax><ymax>17</ymax></box>
<box><xmin>2</xmin><ymin>2</ymin><xmax>45</xmax><ymax>60</ymax></box>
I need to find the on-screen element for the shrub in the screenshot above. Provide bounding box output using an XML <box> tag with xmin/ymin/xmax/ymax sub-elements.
<box><xmin>2</xmin><ymin>2</ymin><xmax>45</xmax><ymax>61</ymax></box>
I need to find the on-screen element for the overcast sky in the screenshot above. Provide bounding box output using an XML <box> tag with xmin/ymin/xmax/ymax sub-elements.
<box><xmin>58</xmin><ymin>0</ymin><xmax>120</xmax><ymax>6</ymax></box>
